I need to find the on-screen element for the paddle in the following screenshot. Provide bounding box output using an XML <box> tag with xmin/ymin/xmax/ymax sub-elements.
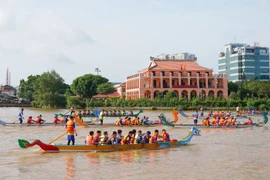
<box><xmin>48</xmin><ymin>131</ymin><xmax>67</xmax><ymax>144</ymax></box>
<box><xmin>178</xmin><ymin>117</ymin><xmax>193</xmax><ymax>125</ymax></box>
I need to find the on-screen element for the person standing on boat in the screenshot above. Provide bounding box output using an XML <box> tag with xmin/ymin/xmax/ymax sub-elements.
<box><xmin>192</xmin><ymin>110</ymin><xmax>199</xmax><ymax>125</ymax></box>
<box><xmin>18</xmin><ymin>108</ymin><xmax>24</xmax><ymax>124</ymax></box>
<box><xmin>69</xmin><ymin>106</ymin><xmax>75</xmax><ymax>116</ymax></box>
<box><xmin>65</xmin><ymin>116</ymin><xmax>77</xmax><ymax>145</ymax></box>
<box><xmin>99</xmin><ymin>110</ymin><xmax>105</xmax><ymax>125</ymax></box>
<box><xmin>200</xmin><ymin>107</ymin><xmax>204</xmax><ymax>117</ymax></box>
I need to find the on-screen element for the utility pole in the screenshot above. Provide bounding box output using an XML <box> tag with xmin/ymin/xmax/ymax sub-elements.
<box><xmin>95</xmin><ymin>68</ymin><xmax>101</xmax><ymax>75</ymax></box>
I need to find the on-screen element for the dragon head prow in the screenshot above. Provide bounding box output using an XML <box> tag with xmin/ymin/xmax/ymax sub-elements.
<box><xmin>18</xmin><ymin>139</ymin><xmax>30</xmax><ymax>148</ymax></box>
<box><xmin>190</xmin><ymin>126</ymin><xmax>201</xmax><ymax>136</ymax></box>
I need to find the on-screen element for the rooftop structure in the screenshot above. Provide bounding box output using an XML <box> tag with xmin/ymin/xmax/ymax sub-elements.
<box><xmin>150</xmin><ymin>53</ymin><xmax>197</xmax><ymax>61</ymax></box>
<box><xmin>218</xmin><ymin>43</ymin><xmax>270</xmax><ymax>82</ymax></box>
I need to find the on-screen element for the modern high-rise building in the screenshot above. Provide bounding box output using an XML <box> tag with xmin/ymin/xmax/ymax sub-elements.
<box><xmin>218</xmin><ymin>43</ymin><xmax>269</xmax><ymax>82</ymax></box>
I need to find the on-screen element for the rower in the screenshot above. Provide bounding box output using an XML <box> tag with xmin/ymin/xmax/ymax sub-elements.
<box><xmin>65</xmin><ymin>116</ymin><xmax>77</xmax><ymax>145</ymax></box>
<box><xmin>149</xmin><ymin>129</ymin><xmax>161</xmax><ymax>143</ymax></box>
<box><xmin>53</xmin><ymin>115</ymin><xmax>61</xmax><ymax>124</ymax></box>
<box><xmin>116</xmin><ymin>117</ymin><xmax>123</xmax><ymax>126</ymax></box>
<box><xmin>85</xmin><ymin>131</ymin><xmax>94</xmax><ymax>145</ymax></box>
<box><xmin>93</xmin><ymin>130</ymin><xmax>101</xmax><ymax>145</ymax></box>
<box><xmin>244</xmin><ymin>117</ymin><xmax>253</xmax><ymax>125</ymax></box>
<box><xmin>131</xmin><ymin>117</ymin><xmax>137</xmax><ymax>125</ymax></box>
<box><xmin>121</xmin><ymin>131</ymin><xmax>133</xmax><ymax>144</ymax></box>
<box><xmin>107</xmin><ymin>131</ymin><xmax>118</xmax><ymax>145</ymax></box>
<box><xmin>100</xmin><ymin>131</ymin><xmax>109</xmax><ymax>145</ymax></box>
<box><xmin>27</xmin><ymin>116</ymin><xmax>35</xmax><ymax>124</ymax></box>
<box><xmin>143</xmin><ymin>131</ymin><xmax>151</xmax><ymax>144</ymax></box>
<box><xmin>161</xmin><ymin>129</ymin><xmax>170</xmax><ymax>142</ymax></box>
<box><xmin>134</xmin><ymin>130</ymin><xmax>144</xmax><ymax>144</ymax></box>
<box><xmin>37</xmin><ymin>115</ymin><xmax>45</xmax><ymax>124</ymax></box>
<box><xmin>117</xmin><ymin>129</ymin><xmax>124</xmax><ymax>142</ymax></box>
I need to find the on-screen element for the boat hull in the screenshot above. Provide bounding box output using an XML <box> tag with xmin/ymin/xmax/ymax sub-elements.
<box><xmin>174</xmin><ymin>123</ymin><xmax>263</xmax><ymax>128</ymax></box>
<box><xmin>54</xmin><ymin>143</ymin><xmax>169</xmax><ymax>152</ymax></box>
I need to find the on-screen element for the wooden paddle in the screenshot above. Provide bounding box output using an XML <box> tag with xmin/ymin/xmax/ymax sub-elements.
<box><xmin>178</xmin><ymin>117</ymin><xmax>193</xmax><ymax>125</ymax></box>
<box><xmin>49</xmin><ymin>131</ymin><xmax>67</xmax><ymax>144</ymax></box>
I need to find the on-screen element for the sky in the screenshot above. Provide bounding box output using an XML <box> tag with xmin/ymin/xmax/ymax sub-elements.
<box><xmin>0</xmin><ymin>0</ymin><xmax>270</xmax><ymax>86</ymax></box>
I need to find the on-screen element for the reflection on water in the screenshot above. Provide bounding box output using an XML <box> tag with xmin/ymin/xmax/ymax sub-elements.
<box><xmin>0</xmin><ymin>107</ymin><xmax>270</xmax><ymax>179</ymax></box>
<box><xmin>65</xmin><ymin>156</ymin><xmax>76</xmax><ymax>180</ymax></box>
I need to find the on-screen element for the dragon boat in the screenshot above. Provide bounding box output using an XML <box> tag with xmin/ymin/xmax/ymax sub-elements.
<box><xmin>57</xmin><ymin>109</ymin><xmax>144</xmax><ymax>118</ymax></box>
<box><xmin>170</xmin><ymin>111</ymin><xmax>268</xmax><ymax>128</ymax></box>
<box><xmin>18</xmin><ymin>126</ymin><xmax>201</xmax><ymax>152</ymax></box>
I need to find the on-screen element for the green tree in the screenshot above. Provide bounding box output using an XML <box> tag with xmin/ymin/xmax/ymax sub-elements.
<box><xmin>33</xmin><ymin>70</ymin><xmax>68</xmax><ymax>108</ymax></box>
<box><xmin>258</xmin><ymin>83</ymin><xmax>270</xmax><ymax>98</ymax></box>
<box><xmin>228</xmin><ymin>81</ymin><xmax>239</xmax><ymax>95</ymax></box>
<box><xmin>164</xmin><ymin>91</ymin><xmax>178</xmax><ymax>99</ymax></box>
<box><xmin>70</xmin><ymin>74</ymin><xmax>108</xmax><ymax>98</ymax></box>
<box><xmin>18</xmin><ymin>75</ymin><xmax>40</xmax><ymax>102</ymax></box>
<box><xmin>247</xmin><ymin>80</ymin><xmax>260</xmax><ymax>97</ymax></box>
<box><xmin>97</xmin><ymin>82</ymin><xmax>115</xmax><ymax>94</ymax></box>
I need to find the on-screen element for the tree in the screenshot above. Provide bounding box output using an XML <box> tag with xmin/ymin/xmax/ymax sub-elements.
<box><xmin>228</xmin><ymin>81</ymin><xmax>239</xmax><ymax>95</ymax></box>
<box><xmin>258</xmin><ymin>83</ymin><xmax>270</xmax><ymax>98</ymax></box>
<box><xmin>18</xmin><ymin>75</ymin><xmax>40</xmax><ymax>102</ymax></box>
<box><xmin>70</xmin><ymin>74</ymin><xmax>108</xmax><ymax>98</ymax></box>
<box><xmin>164</xmin><ymin>91</ymin><xmax>178</xmax><ymax>99</ymax></box>
<box><xmin>97</xmin><ymin>82</ymin><xmax>115</xmax><ymax>95</ymax></box>
<box><xmin>33</xmin><ymin>70</ymin><xmax>68</xmax><ymax>108</ymax></box>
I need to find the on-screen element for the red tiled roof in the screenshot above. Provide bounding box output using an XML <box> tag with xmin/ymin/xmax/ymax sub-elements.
<box><xmin>149</xmin><ymin>60</ymin><xmax>212</xmax><ymax>71</ymax></box>
<box><xmin>93</xmin><ymin>92</ymin><xmax>120</xmax><ymax>98</ymax></box>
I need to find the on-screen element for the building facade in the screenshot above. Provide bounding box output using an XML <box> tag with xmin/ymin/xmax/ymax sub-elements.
<box><xmin>218</xmin><ymin>43</ymin><xmax>270</xmax><ymax>82</ymax></box>
<box><xmin>124</xmin><ymin>59</ymin><xmax>228</xmax><ymax>100</ymax></box>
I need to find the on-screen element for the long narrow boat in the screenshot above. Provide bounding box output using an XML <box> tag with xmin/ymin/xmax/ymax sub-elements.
<box><xmin>18</xmin><ymin>126</ymin><xmax>201</xmax><ymax>152</ymax></box>
<box><xmin>57</xmin><ymin>109</ymin><xmax>144</xmax><ymax>118</ymax></box>
<box><xmin>169</xmin><ymin>112</ymin><xmax>268</xmax><ymax>128</ymax></box>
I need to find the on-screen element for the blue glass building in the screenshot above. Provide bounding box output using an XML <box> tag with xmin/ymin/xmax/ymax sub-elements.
<box><xmin>218</xmin><ymin>43</ymin><xmax>269</xmax><ymax>82</ymax></box>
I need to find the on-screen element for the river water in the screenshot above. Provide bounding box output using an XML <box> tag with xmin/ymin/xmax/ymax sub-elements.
<box><xmin>0</xmin><ymin>107</ymin><xmax>269</xmax><ymax>180</ymax></box>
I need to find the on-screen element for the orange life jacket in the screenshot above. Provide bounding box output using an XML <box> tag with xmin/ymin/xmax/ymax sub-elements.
<box><xmin>115</xmin><ymin>118</ymin><xmax>120</xmax><ymax>125</ymax></box>
<box><xmin>85</xmin><ymin>135</ymin><xmax>94</xmax><ymax>145</ymax></box>
<box><xmin>66</xmin><ymin>120</ymin><xmax>75</xmax><ymax>133</ymax></box>
<box><xmin>212</xmin><ymin>118</ymin><xmax>216</xmax><ymax>125</ymax></box>
<box><xmin>149</xmin><ymin>133</ymin><xmax>159</xmax><ymax>143</ymax></box>
<box><xmin>121</xmin><ymin>134</ymin><xmax>131</xmax><ymax>144</ymax></box>
<box><xmin>226</xmin><ymin>113</ymin><xmax>230</xmax><ymax>117</ymax></box>
<box><xmin>27</xmin><ymin>118</ymin><xmax>33</xmax><ymax>124</ymax></box>
<box><xmin>93</xmin><ymin>134</ymin><xmax>100</xmax><ymax>144</ymax></box>
<box><xmin>35</xmin><ymin>118</ymin><xmax>39</xmax><ymax>124</ymax></box>
<box><xmin>131</xmin><ymin>117</ymin><xmax>137</xmax><ymax>125</ymax></box>
<box><xmin>162</xmin><ymin>132</ymin><xmax>170</xmax><ymax>141</ymax></box>
<box><xmin>61</xmin><ymin>117</ymin><xmax>65</xmax><ymax>123</ymax></box>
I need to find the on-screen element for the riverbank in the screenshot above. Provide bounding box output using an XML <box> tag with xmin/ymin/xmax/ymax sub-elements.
<box><xmin>0</xmin><ymin>104</ymin><xmax>32</xmax><ymax>107</ymax></box>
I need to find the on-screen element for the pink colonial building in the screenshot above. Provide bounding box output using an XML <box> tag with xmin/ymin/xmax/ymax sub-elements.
<box><xmin>124</xmin><ymin>58</ymin><xmax>228</xmax><ymax>100</ymax></box>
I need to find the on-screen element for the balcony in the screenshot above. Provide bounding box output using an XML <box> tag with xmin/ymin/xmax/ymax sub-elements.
<box><xmin>172</xmin><ymin>85</ymin><xmax>197</xmax><ymax>88</ymax></box>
